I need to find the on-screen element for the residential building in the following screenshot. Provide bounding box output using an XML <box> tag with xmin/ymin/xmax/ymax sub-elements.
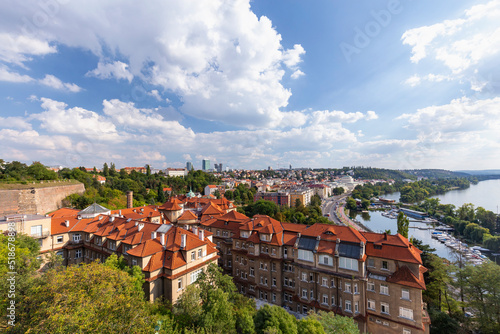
<box><xmin>204</xmin><ymin>185</ymin><xmax>218</xmax><ymax>196</ymax></box>
<box><xmin>165</xmin><ymin>168</ymin><xmax>188</xmax><ymax>177</ymax></box>
<box><xmin>254</xmin><ymin>191</ymin><xmax>290</xmax><ymax>207</ymax></box>
<box><xmin>289</xmin><ymin>189</ymin><xmax>313</xmax><ymax>207</ymax></box>
<box><xmin>308</xmin><ymin>184</ymin><xmax>332</xmax><ymax>198</ymax></box>
<box><xmin>0</xmin><ymin>214</ymin><xmax>52</xmax><ymax>252</ymax></box>
<box><xmin>200</xmin><ymin>214</ymin><xmax>430</xmax><ymax>334</ymax></box>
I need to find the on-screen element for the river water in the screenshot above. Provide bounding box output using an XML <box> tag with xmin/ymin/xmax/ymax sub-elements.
<box><xmin>351</xmin><ymin>179</ymin><xmax>500</xmax><ymax>262</ymax></box>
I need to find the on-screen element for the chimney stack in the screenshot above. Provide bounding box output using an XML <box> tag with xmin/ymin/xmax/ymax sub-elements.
<box><xmin>160</xmin><ymin>233</ymin><xmax>165</xmax><ymax>248</ymax></box>
<box><xmin>65</xmin><ymin>220</ymin><xmax>69</xmax><ymax>227</ymax></box>
<box><xmin>181</xmin><ymin>233</ymin><xmax>187</xmax><ymax>249</ymax></box>
<box><xmin>193</xmin><ymin>226</ymin><xmax>198</xmax><ymax>236</ymax></box>
<box><xmin>138</xmin><ymin>223</ymin><xmax>144</xmax><ymax>231</ymax></box>
<box><xmin>151</xmin><ymin>231</ymin><xmax>157</xmax><ymax>239</ymax></box>
<box><xmin>127</xmin><ymin>191</ymin><xmax>133</xmax><ymax>209</ymax></box>
<box><xmin>199</xmin><ymin>229</ymin><xmax>204</xmax><ymax>241</ymax></box>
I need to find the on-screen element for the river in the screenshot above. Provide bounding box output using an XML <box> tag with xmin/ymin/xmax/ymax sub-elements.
<box><xmin>380</xmin><ymin>179</ymin><xmax>500</xmax><ymax>212</ymax></box>
<box><xmin>355</xmin><ymin>179</ymin><xmax>500</xmax><ymax>262</ymax></box>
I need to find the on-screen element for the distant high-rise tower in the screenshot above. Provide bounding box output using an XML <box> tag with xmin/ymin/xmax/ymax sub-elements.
<box><xmin>186</xmin><ymin>161</ymin><xmax>193</xmax><ymax>171</ymax></box>
<box><xmin>202</xmin><ymin>159</ymin><xmax>211</xmax><ymax>171</ymax></box>
<box><xmin>214</xmin><ymin>163</ymin><xmax>223</xmax><ymax>173</ymax></box>
<box><xmin>289</xmin><ymin>164</ymin><xmax>292</xmax><ymax>170</ymax></box>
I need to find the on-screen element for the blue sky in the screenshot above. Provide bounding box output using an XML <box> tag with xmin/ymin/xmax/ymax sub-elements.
<box><xmin>1</xmin><ymin>0</ymin><xmax>499</xmax><ymax>171</ymax></box>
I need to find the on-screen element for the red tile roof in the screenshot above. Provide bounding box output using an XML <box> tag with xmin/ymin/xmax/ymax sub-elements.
<box><xmin>177</xmin><ymin>210</ymin><xmax>198</xmax><ymax>221</ymax></box>
<box><xmin>386</xmin><ymin>265</ymin><xmax>426</xmax><ymax>289</ymax></box>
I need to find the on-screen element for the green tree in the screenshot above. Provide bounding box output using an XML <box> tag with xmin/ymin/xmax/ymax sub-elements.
<box><xmin>397</xmin><ymin>211</ymin><xmax>410</xmax><ymax>238</ymax></box>
<box><xmin>306</xmin><ymin>311</ymin><xmax>359</xmax><ymax>334</ymax></box>
<box><xmin>157</xmin><ymin>183</ymin><xmax>166</xmax><ymax>203</ymax></box>
<box><xmin>103</xmin><ymin>162</ymin><xmax>109</xmax><ymax>176</ymax></box>
<box><xmin>297</xmin><ymin>317</ymin><xmax>326</xmax><ymax>334</ymax></box>
<box><xmin>254</xmin><ymin>304</ymin><xmax>297</xmax><ymax>334</ymax></box>
<box><xmin>12</xmin><ymin>261</ymin><xmax>153</xmax><ymax>334</ymax></box>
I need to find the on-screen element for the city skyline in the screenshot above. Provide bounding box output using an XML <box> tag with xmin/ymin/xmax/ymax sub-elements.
<box><xmin>1</xmin><ymin>1</ymin><xmax>499</xmax><ymax>170</ymax></box>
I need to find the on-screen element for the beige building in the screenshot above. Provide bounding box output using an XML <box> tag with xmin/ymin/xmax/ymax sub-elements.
<box><xmin>0</xmin><ymin>214</ymin><xmax>52</xmax><ymax>252</ymax></box>
<box><xmin>289</xmin><ymin>189</ymin><xmax>313</xmax><ymax>207</ymax></box>
<box><xmin>200</xmin><ymin>213</ymin><xmax>430</xmax><ymax>334</ymax></box>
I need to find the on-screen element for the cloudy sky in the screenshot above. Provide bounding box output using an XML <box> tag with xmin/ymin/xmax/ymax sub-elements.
<box><xmin>1</xmin><ymin>0</ymin><xmax>499</xmax><ymax>170</ymax></box>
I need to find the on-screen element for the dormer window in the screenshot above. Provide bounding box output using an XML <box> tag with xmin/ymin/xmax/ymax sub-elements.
<box><xmin>260</xmin><ymin>234</ymin><xmax>271</xmax><ymax>242</ymax></box>
<box><xmin>241</xmin><ymin>231</ymin><xmax>249</xmax><ymax>238</ymax></box>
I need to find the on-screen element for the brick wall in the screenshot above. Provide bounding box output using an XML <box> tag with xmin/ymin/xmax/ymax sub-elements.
<box><xmin>0</xmin><ymin>183</ymin><xmax>85</xmax><ymax>216</ymax></box>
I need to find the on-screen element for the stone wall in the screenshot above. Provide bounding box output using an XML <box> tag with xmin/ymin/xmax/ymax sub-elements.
<box><xmin>0</xmin><ymin>183</ymin><xmax>85</xmax><ymax>216</ymax></box>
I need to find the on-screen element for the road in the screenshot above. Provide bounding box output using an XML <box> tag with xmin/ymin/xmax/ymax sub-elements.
<box><xmin>320</xmin><ymin>193</ymin><xmax>369</xmax><ymax>232</ymax></box>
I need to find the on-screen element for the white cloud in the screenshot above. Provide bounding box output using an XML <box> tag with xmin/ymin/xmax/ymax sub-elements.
<box><xmin>0</xmin><ymin>129</ymin><xmax>72</xmax><ymax>150</ymax></box>
<box><xmin>309</xmin><ymin>109</ymin><xmax>378</xmax><ymax>124</ymax></box>
<box><xmin>86</xmin><ymin>61</ymin><xmax>133</xmax><ymax>82</ymax></box>
<box><xmin>290</xmin><ymin>70</ymin><xmax>305</xmax><ymax>79</ymax></box>
<box><xmin>0</xmin><ymin>33</ymin><xmax>56</xmax><ymax>67</ymax></box>
<box><xmin>31</xmin><ymin>98</ymin><xmax>120</xmax><ymax>141</ymax></box>
<box><xmin>39</xmin><ymin>74</ymin><xmax>82</xmax><ymax>92</ymax></box>
<box><xmin>401</xmin><ymin>0</ymin><xmax>500</xmax><ymax>88</ymax></box>
<box><xmin>0</xmin><ymin>65</ymin><xmax>33</xmax><ymax>83</ymax></box>
<box><xmin>0</xmin><ymin>116</ymin><xmax>32</xmax><ymax>130</ymax></box>
<box><xmin>0</xmin><ymin>0</ymin><xmax>305</xmax><ymax>129</ymax></box>
<box><xmin>183</xmin><ymin>154</ymin><xmax>192</xmax><ymax>161</ymax></box>
<box><xmin>147</xmin><ymin>89</ymin><xmax>162</xmax><ymax>101</ymax></box>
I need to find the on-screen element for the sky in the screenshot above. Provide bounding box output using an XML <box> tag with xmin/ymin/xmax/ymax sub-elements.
<box><xmin>1</xmin><ymin>0</ymin><xmax>499</xmax><ymax>171</ymax></box>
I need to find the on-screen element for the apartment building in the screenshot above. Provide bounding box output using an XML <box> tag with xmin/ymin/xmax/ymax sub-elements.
<box><xmin>289</xmin><ymin>189</ymin><xmax>313</xmax><ymax>207</ymax></box>
<box><xmin>200</xmin><ymin>213</ymin><xmax>430</xmax><ymax>334</ymax></box>
<box><xmin>254</xmin><ymin>191</ymin><xmax>290</xmax><ymax>207</ymax></box>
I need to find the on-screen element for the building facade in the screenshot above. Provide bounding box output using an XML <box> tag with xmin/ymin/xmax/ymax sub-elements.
<box><xmin>202</xmin><ymin>159</ymin><xmax>211</xmax><ymax>171</ymax></box>
<box><xmin>200</xmin><ymin>214</ymin><xmax>430</xmax><ymax>334</ymax></box>
<box><xmin>254</xmin><ymin>191</ymin><xmax>290</xmax><ymax>207</ymax></box>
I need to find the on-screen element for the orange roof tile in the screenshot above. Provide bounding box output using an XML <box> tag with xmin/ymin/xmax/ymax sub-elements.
<box><xmin>177</xmin><ymin>210</ymin><xmax>198</xmax><ymax>221</ymax></box>
<box><xmin>386</xmin><ymin>265</ymin><xmax>426</xmax><ymax>289</ymax></box>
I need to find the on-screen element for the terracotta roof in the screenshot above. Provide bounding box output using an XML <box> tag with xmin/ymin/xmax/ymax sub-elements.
<box><xmin>200</xmin><ymin>202</ymin><xmax>225</xmax><ymax>215</ymax></box>
<box><xmin>49</xmin><ymin>208</ymin><xmax>80</xmax><ymax>218</ymax></box>
<box><xmin>177</xmin><ymin>210</ymin><xmax>198</xmax><ymax>221</ymax></box>
<box><xmin>219</xmin><ymin>210</ymin><xmax>249</xmax><ymax>221</ymax></box>
<box><xmin>386</xmin><ymin>265</ymin><xmax>426</xmax><ymax>289</ymax></box>
<box><xmin>362</xmin><ymin>232</ymin><xmax>423</xmax><ymax>264</ymax></box>
<box><xmin>303</xmin><ymin>223</ymin><xmax>365</xmax><ymax>244</ymax></box>
<box><xmin>51</xmin><ymin>216</ymin><xmax>90</xmax><ymax>234</ymax></box>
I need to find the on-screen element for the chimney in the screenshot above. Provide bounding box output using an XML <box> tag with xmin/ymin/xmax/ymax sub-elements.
<box><xmin>65</xmin><ymin>220</ymin><xmax>69</xmax><ymax>227</ymax></box>
<box><xmin>193</xmin><ymin>226</ymin><xmax>198</xmax><ymax>236</ymax></box>
<box><xmin>151</xmin><ymin>231</ymin><xmax>157</xmax><ymax>239</ymax></box>
<box><xmin>384</xmin><ymin>232</ymin><xmax>387</xmax><ymax>240</ymax></box>
<box><xmin>181</xmin><ymin>233</ymin><xmax>187</xmax><ymax>249</ymax></box>
<box><xmin>138</xmin><ymin>223</ymin><xmax>144</xmax><ymax>231</ymax></box>
<box><xmin>199</xmin><ymin>229</ymin><xmax>204</xmax><ymax>241</ymax></box>
<box><xmin>110</xmin><ymin>216</ymin><xmax>115</xmax><ymax>222</ymax></box>
<box><xmin>127</xmin><ymin>191</ymin><xmax>133</xmax><ymax>209</ymax></box>
<box><xmin>160</xmin><ymin>233</ymin><xmax>165</xmax><ymax>248</ymax></box>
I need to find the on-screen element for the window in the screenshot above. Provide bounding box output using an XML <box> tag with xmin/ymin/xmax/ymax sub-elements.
<box><xmin>271</xmin><ymin>248</ymin><xmax>276</xmax><ymax>255</ymax></box>
<box><xmin>250</xmin><ymin>267</ymin><xmax>255</xmax><ymax>276</ymax></box>
<box><xmin>309</xmin><ymin>273</ymin><xmax>314</xmax><ymax>282</ymax></box>
<box><xmin>355</xmin><ymin>301</ymin><xmax>359</xmax><ymax>313</ymax></box>
<box><xmin>249</xmin><ymin>285</ymin><xmax>255</xmax><ymax>291</ymax></box>
<box><xmin>367</xmin><ymin>281</ymin><xmax>375</xmax><ymax>292</ymax></box>
<box><xmin>272</xmin><ymin>293</ymin><xmax>276</xmax><ymax>302</ymax></box>
<box><xmin>303</xmin><ymin>306</ymin><xmax>308</xmax><ymax>314</ymax></box>
<box><xmin>178</xmin><ymin>279</ymin><xmax>183</xmax><ymax>290</ymax></box>
<box><xmin>380</xmin><ymin>284</ymin><xmax>389</xmax><ymax>295</ymax></box>
<box><xmin>399</xmin><ymin>307</ymin><xmax>414</xmax><ymax>320</ymax></box>
<box><xmin>298</xmin><ymin>249</ymin><xmax>314</xmax><ymax>262</ymax></box>
<box><xmin>85</xmin><ymin>233</ymin><xmax>90</xmax><ymax>241</ymax></box>
<box><xmin>403</xmin><ymin>328</ymin><xmax>412</xmax><ymax>334</ymax></box>
<box><xmin>381</xmin><ymin>302</ymin><xmax>389</xmax><ymax>314</ymax></box>
<box><xmin>302</xmin><ymin>272</ymin><xmax>307</xmax><ymax>281</ymax></box>
<box><xmin>31</xmin><ymin>225</ymin><xmax>42</xmax><ymax>237</ymax></box>
<box><xmin>284</xmin><ymin>247</ymin><xmax>288</xmax><ymax>257</ymax></box>
<box><xmin>271</xmin><ymin>262</ymin><xmax>276</xmax><ymax>271</ymax></box>
<box><xmin>108</xmin><ymin>240</ymin><xmax>116</xmax><ymax>250</ymax></box>
<box><xmin>56</xmin><ymin>236</ymin><xmax>63</xmax><ymax>243</ymax></box>
<box><xmin>132</xmin><ymin>259</ymin><xmax>137</xmax><ymax>266</ymax></box>
<box><xmin>382</xmin><ymin>261</ymin><xmax>388</xmax><ymax>270</ymax></box>
<box><xmin>322</xmin><ymin>277</ymin><xmax>328</xmax><ymax>286</ymax></box>
<box><xmin>236</xmin><ymin>256</ymin><xmax>239</xmax><ymax>262</ymax></box>
<box><xmin>368</xmin><ymin>299</ymin><xmax>376</xmax><ymax>310</ymax></box>
<box><xmin>216</xmin><ymin>230</ymin><xmax>220</xmax><ymax>236</ymax></box>
<box><xmin>402</xmin><ymin>288</ymin><xmax>410</xmax><ymax>300</ymax></box>
<box><xmin>75</xmin><ymin>249</ymin><xmax>82</xmax><ymax>258</ymax></box>
<box><xmin>302</xmin><ymin>289</ymin><xmax>307</xmax><ymax>299</ymax></box>
<box><xmin>198</xmin><ymin>249</ymin><xmax>203</xmax><ymax>258</ymax></box>
<box><xmin>331</xmin><ymin>296</ymin><xmax>335</xmax><ymax>306</ymax></box>
<box><xmin>367</xmin><ymin>258</ymin><xmax>375</xmax><ymax>267</ymax></box>
<box><xmin>322</xmin><ymin>294</ymin><xmax>328</xmax><ymax>305</ymax></box>
<box><xmin>272</xmin><ymin>277</ymin><xmax>276</xmax><ymax>286</ymax></box>
<box><xmin>228</xmin><ymin>260</ymin><xmax>231</xmax><ymax>267</ymax></box>
<box><xmin>319</xmin><ymin>254</ymin><xmax>333</xmax><ymax>266</ymax></box>
<box><xmin>310</xmin><ymin>289</ymin><xmax>314</xmax><ymax>299</ymax></box>
<box><xmin>331</xmin><ymin>279</ymin><xmax>336</xmax><ymax>288</ymax></box>
<box><xmin>190</xmin><ymin>269</ymin><xmax>203</xmax><ymax>284</ymax></box>
<box><xmin>56</xmin><ymin>250</ymin><xmax>64</xmax><ymax>257</ymax></box>
<box><xmin>345</xmin><ymin>283</ymin><xmax>352</xmax><ymax>293</ymax></box>
<box><xmin>339</xmin><ymin>257</ymin><xmax>358</xmax><ymax>271</ymax></box>
<box><xmin>73</xmin><ymin>234</ymin><xmax>81</xmax><ymax>243</ymax></box>
<box><xmin>354</xmin><ymin>284</ymin><xmax>358</xmax><ymax>294</ymax></box>
<box><xmin>345</xmin><ymin>300</ymin><xmax>352</xmax><ymax>312</ymax></box>
<box><xmin>236</xmin><ymin>241</ymin><xmax>239</xmax><ymax>248</ymax></box>
<box><xmin>95</xmin><ymin>236</ymin><xmax>101</xmax><ymax>245</ymax></box>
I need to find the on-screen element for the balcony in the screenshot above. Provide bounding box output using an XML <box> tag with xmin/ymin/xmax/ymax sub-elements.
<box><xmin>31</xmin><ymin>231</ymin><xmax>50</xmax><ymax>239</ymax></box>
